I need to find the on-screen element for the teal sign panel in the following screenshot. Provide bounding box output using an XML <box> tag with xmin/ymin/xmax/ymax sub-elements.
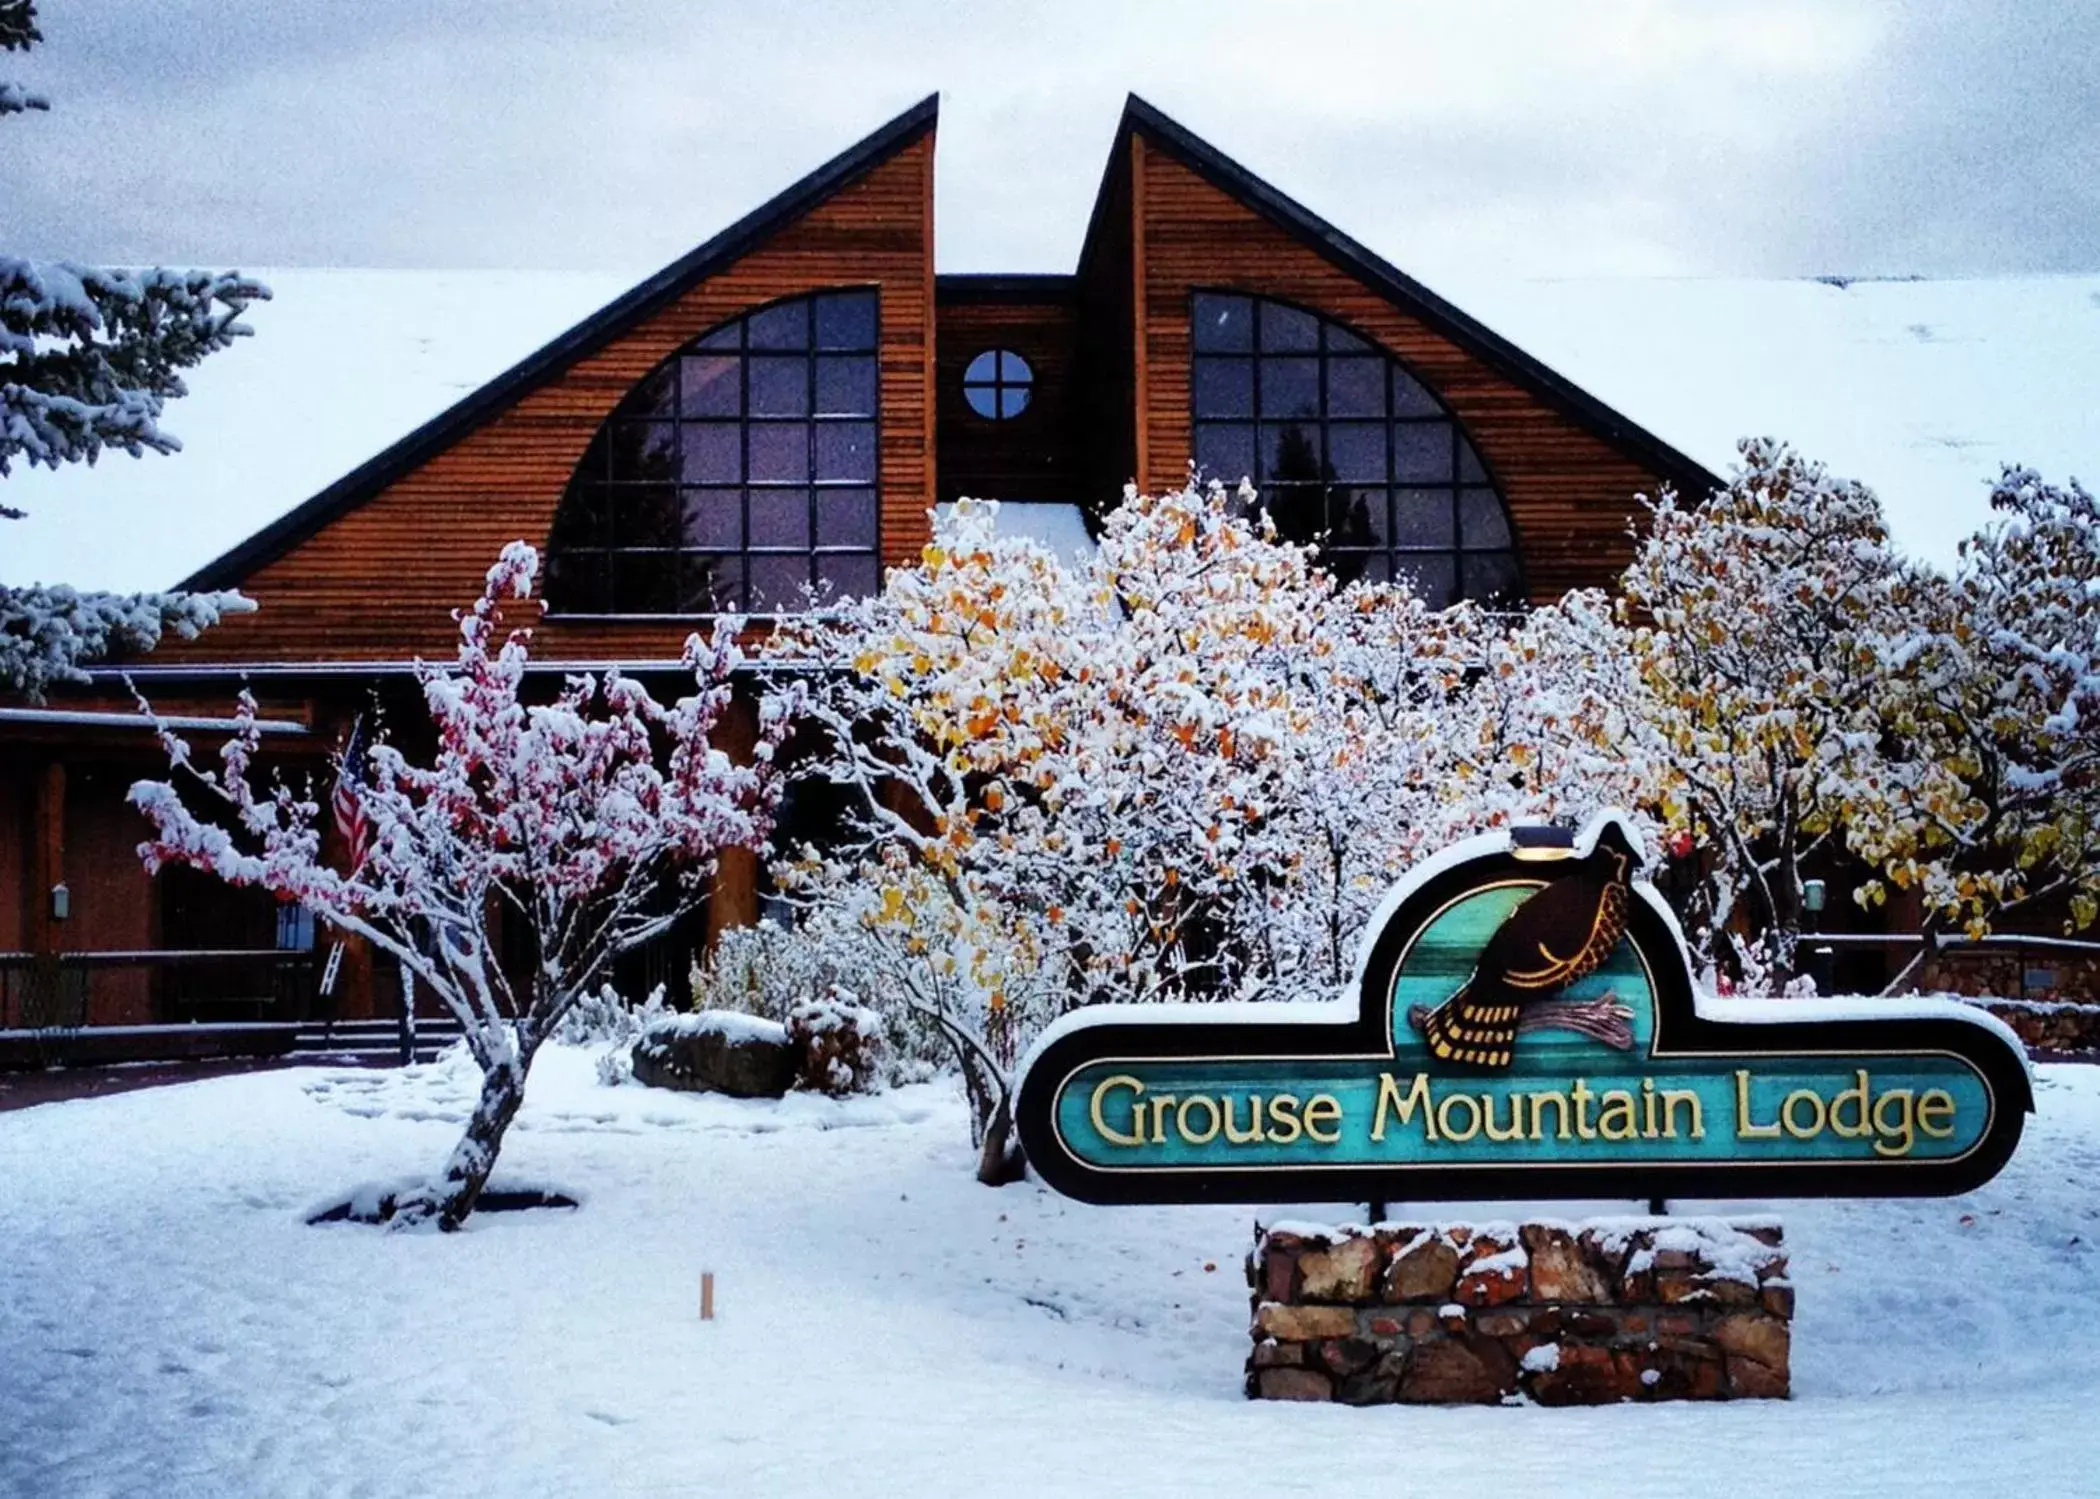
<box><xmin>1015</xmin><ymin>814</ymin><xmax>2032</xmax><ymax>1204</ymax></box>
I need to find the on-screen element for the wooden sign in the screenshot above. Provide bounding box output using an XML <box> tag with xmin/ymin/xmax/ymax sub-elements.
<box><xmin>1014</xmin><ymin>813</ymin><xmax>2032</xmax><ymax>1204</ymax></box>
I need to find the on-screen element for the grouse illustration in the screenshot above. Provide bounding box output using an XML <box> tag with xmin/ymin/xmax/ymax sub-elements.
<box><xmin>1408</xmin><ymin>822</ymin><xmax>1643</xmax><ymax>1070</ymax></box>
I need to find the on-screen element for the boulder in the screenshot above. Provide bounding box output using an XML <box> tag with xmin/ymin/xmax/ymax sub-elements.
<box><xmin>631</xmin><ymin>1011</ymin><xmax>795</xmax><ymax>1098</ymax></box>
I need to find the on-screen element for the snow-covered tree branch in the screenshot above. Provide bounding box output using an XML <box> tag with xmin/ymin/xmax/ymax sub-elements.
<box><xmin>129</xmin><ymin>542</ymin><xmax>794</xmax><ymax>1229</ymax></box>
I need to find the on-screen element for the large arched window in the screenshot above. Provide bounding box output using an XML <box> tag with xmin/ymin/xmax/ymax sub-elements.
<box><xmin>1189</xmin><ymin>292</ymin><xmax>1523</xmax><ymax>607</ymax></box>
<box><xmin>545</xmin><ymin>289</ymin><xmax>881</xmax><ymax>615</ymax></box>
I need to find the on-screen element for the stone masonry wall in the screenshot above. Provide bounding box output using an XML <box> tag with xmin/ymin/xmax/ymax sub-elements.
<box><xmin>1247</xmin><ymin>1217</ymin><xmax>1792</xmax><ymax>1405</ymax></box>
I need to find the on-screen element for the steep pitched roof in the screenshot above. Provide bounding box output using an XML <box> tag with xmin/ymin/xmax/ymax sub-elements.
<box><xmin>180</xmin><ymin>95</ymin><xmax>940</xmax><ymax>591</ymax></box>
<box><xmin>1101</xmin><ymin>94</ymin><xmax>1721</xmax><ymax>496</ymax></box>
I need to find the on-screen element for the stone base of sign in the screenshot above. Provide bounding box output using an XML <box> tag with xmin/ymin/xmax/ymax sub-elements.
<box><xmin>1246</xmin><ymin>1217</ymin><xmax>1791</xmax><ymax>1405</ymax></box>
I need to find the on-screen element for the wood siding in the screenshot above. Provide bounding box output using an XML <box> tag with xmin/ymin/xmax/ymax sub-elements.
<box><xmin>934</xmin><ymin>283</ymin><xmax>1082</xmax><ymax>505</ymax></box>
<box><xmin>154</xmin><ymin>134</ymin><xmax>937</xmax><ymax>666</ymax></box>
<box><xmin>1130</xmin><ymin>136</ymin><xmax>1677</xmax><ymax>600</ymax></box>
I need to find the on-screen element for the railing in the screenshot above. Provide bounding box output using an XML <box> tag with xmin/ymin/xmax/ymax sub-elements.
<box><xmin>0</xmin><ymin>949</ymin><xmax>321</xmax><ymax>1032</ymax></box>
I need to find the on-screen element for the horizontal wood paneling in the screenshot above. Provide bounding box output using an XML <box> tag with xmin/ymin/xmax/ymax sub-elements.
<box><xmin>935</xmin><ymin>290</ymin><xmax>1081</xmax><ymax>504</ymax></box>
<box><xmin>1133</xmin><ymin>137</ymin><xmax>1676</xmax><ymax>601</ymax></box>
<box><xmin>156</xmin><ymin>135</ymin><xmax>936</xmax><ymax>665</ymax></box>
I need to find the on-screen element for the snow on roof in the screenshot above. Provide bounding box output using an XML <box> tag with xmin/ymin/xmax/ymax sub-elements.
<box><xmin>3</xmin><ymin>268</ymin><xmax>2092</xmax><ymax>593</ymax></box>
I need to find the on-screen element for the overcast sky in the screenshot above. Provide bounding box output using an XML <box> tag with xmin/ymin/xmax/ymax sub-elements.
<box><xmin>3</xmin><ymin>0</ymin><xmax>2096</xmax><ymax>282</ymax></box>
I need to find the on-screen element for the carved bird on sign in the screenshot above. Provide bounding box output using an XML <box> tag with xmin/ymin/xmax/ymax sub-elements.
<box><xmin>1408</xmin><ymin>822</ymin><xmax>1642</xmax><ymax>1071</ymax></box>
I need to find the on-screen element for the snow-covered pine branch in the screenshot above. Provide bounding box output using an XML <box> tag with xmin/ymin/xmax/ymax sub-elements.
<box><xmin>0</xmin><ymin>580</ymin><xmax>251</xmax><ymax>701</ymax></box>
<box><xmin>129</xmin><ymin>542</ymin><xmax>793</xmax><ymax>1230</ymax></box>
<box><xmin>0</xmin><ymin>0</ymin><xmax>43</xmax><ymax>115</ymax></box>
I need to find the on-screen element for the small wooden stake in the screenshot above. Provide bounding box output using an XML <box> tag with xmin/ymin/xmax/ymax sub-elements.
<box><xmin>700</xmin><ymin>1271</ymin><xmax>715</xmax><ymax>1321</ymax></box>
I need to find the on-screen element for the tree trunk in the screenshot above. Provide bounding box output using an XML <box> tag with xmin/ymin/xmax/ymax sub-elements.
<box><xmin>974</xmin><ymin>1092</ymin><xmax>1026</xmax><ymax>1187</ymax></box>
<box><xmin>405</xmin><ymin>1060</ymin><xmax>528</xmax><ymax>1231</ymax></box>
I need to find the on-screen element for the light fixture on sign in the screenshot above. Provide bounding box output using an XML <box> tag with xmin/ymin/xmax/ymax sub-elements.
<box><xmin>1508</xmin><ymin>824</ymin><xmax>1578</xmax><ymax>861</ymax></box>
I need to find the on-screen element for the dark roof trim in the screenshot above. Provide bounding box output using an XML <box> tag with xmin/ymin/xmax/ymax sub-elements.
<box><xmin>181</xmin><ymin>94</ymin><xmax>940</xmax><ymax>591</ymax></box>
<box><xmin>1115</xmin><ymin>95</ymin><xmax>1721</xmax><ymax>496</ymax></box>
<box><xmin>936</xmin><ymin>273</ymin><xmax>1077</xmax><ymax>303</ymax></box>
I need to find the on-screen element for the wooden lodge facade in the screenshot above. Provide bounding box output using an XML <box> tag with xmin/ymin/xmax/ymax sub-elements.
<box><xmin>0</xmin><ymin>94</ymin><xmax>1722</xmax><ymax>1050</ymax></box>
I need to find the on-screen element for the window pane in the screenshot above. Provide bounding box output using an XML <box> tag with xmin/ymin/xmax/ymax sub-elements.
<box><xmin>1258</xmin><ymin>485</ymin><xmax>1324</xmax><ymax>548</ymax></box>
<box><xmin>749</xmin><ymin>553</ymin><xmax>811</xmax><ymax>612</ymax></box>
<box><xmin>1458</xmin><ymin>441</ymin><xmax>1490</xmax><ymax>484</ymax></box>
<box><xmin>998</xmin><ymin>385</ymin><xmax>1031</xmax><ymax>419</ymax></box>
<box><xmin>1258</xmin><ymin>357</ymin><xmax>1319</xmax><ymax>418</ymax></box>
<box><xmin>575</xmin><ymin>428</ymin><xmax>612</xmax><ymax>479</ymax></box>
<box><xmin>550</xmin><ymin>483</ymin><xmax>613</xmax><ymax>548</ymax></box>
<box><xmin>617</xmin><ymin>365</ymin><xmax>677</xmax><ymax>418</ymax></box>
<box><xmin>1460</xmin><ymin>487</ymin><xmax>1512</xmax><ymax>549</ymax></box>
<box><xmin>814</xmin><ymin>422</ymin><xmax>876</xmax><ymax>483</ymax></box>
<box><xmin>1327</xmin><ymin>486</ymin><xmax>1389</xmax><ymax>549</ymax></box>
<box><xmin>1392</xmin><ymin>422</ymin><xmax>1455</xmax><ymax>483</ymax></box>
<box><xmin>963</xmin><ymin>383</ymin><xmax>999</xmax><ymax>419</ymax></box>
<box><xmin>998</xmin><ymin>350</ymin><xmax>1030</xmax><ymax>383</ymax></box>
<box><xmin>1192</xmin><ymin>293</ymin><xmax>1253</xmax><ymax>352</ymax></box>
<box><xmin>817</xmin><ymin>488</ymin><xmax>878</xmax><ymax>548</ymax></box>
<box><xmin>1260</xmin><ymin>421</ymin><xmax>1322</xmax><ymax>484</ymax></box>
<box><xmin>1323</xmin><ymin>321</ymin><xmax>1370</xmax><ymax>354</ymax></box>
<box><xmin>815</xmin><ymin>355</ymin><xmax>877</xmax><ymax>416</ymax></box>
<box><xmin>1394</xmin><ymin>488</ymin><xmax>1457</xmax><ymax>548</ymax></box>
<box><xmin>749</xmin><ymin>355</ymin><xmax>810</xmax><ymax>418</ymax></box>
<box><xmin>1462</xmin><ymin>552</ymin><xmax>1523</xmax><ymax>608</ymax></box>
<box><xmin>615</xmin><ymin>485</ymin><xmax>680</xmax><ymax>548</ymax></box>
<box><xmin>1327</xmin><ymin>357</ymin><xmax>1385</xmax><ymax>418</ymax></box>
<box><xmin>680</xmin><ymin>553</ymin><xmax>742</xmax><ymax>613</ymax></box>
<box><xmin>682</xmin><ymin>423</ymin><xmax>742</xmax><ymax>483</ymax></box>
<box><xmin>750</xmin><ymin>423</ymin><xmax>811</xmax><ymax>483</ymax></box>
<box><xmin>814</xmin><ymin>291</ymin><xmax>877</xmax><ymax>351</ymax></box>
<box><xmin>680</xmin><ymin>354</ymin><xmax>741</xmax><ymax>418</ymax></box>
<box><xmin>697</xmin><ymin>322</ymin><xmax>740</xmax><ymax>352</ymax></box>
<box><xmin>817</xmin><ymin>551</ymin><xmax>879</xmax><ymax>603</ymax></box>
<box><xmin>749</xmin><ymin>488</ymin><xmax>811</xmax><ymax>549</ymax></box>
<box><xmin>748</xmin><ymin>300</ymin><xmax>808</xmax><ymax>350</ymax></box>
<box><xmin>681</xmin><ymin>487</ymin><xmax>742</xmax><ymax>550</ymax></box>
<box><xmin>1192</xmin><ymin>356</ymin><xmax>1253</xmax><ymax>418</ymax></box>
<box><xmin>1392</xmin><ymin>366</ymin><xmax>1441</xmax><ymax>418</ymax></box>
<box><xmin>964</xmin><ymin>349</ymin><xmax>999</xmax><ymax>384</ymax></box>
<box><xmin>546</xmin><ymin>551</ymin><xmax>609</xmax><ymax>613</ymax></box>
<box><xmin>1327</xmin><ymin>422</ymin><xmax>1386</xmax><ymax>482</ymax></box>
<box><xmin>608</xmin><ymin>421</ymin><xmax>678</xmax><ymax>481</ymax></box>
<box><xmin>1259</xmin><ymin>301</ymin><xmax>1320</xmax><ymax>353</ymax></box>
<box><xmin>1395</xmin><ymin>553</ymin><xmax>1457</xmax><ymax>610</ymax></box>
<box><xmin>611</xmin><ymin>551</ymin><xmax>676</xmax><ymax>613</ymax></box>
<box><xmin>1194</xmin><ymin>422</ymin><xmax>1255</xmax><ymax>484</ymax></box>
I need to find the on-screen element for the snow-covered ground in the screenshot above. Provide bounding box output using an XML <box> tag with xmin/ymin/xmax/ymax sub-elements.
<box><xmin>4</xmin><ymin>1048</ymin><xmax>2099</xmax><ymax>1497</ymax></box>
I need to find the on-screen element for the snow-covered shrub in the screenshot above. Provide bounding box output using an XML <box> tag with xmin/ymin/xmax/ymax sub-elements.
<box><xmin>130</xmin><ymin>543</ymin><xmax>794</xmax><ymax>1229</ymax></box>
<box><xmin>786</xmin><ymin>994</ymin><xmax>889</xmax><ymax>1097</ymax></box>
<box><xmin>553</xmin><ymin>982</ymin><xmax>673</xmax><ymax>1047</ymax></box>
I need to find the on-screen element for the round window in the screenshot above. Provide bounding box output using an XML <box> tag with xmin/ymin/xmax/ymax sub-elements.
<box><xmin>963</xmin><ymin>348</ymin><xmax>1033</xmax><ymax>420</ymax></box>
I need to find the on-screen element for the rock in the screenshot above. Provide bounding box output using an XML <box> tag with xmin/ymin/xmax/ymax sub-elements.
<box><xmin>1298</xmin><ymin>1233</ymin><xmax>1382</xmax><ymax>1301</ymax></box>
<box><xmin>1713</xmin><ymin>1312</ymin><xmax>1791</xmax><ymax>1374</ymax></box>
<box><xmin>1249</xmin><ymin>1338</ymin><xmax>1302</xmax><ymax>1369</ymax></box>
<box><xmin>1634</xmin><ymin>1342</ymin><xmax>1725</xmax><ymax>1401</ymax></box>
<box><xmin>1526</xmin><ymin>1343</ymin><xmax>1642</xmax><ymax>1405</ymax></box>
<box><xmin>630</xmin><ymin>1012</ymin><xmax>794</xmax><ymax>1098</ymax></box>
<box><xmin>1698</xmin><ymin>1273</ymin><xmax>1763</xmax><ymax>1309</ymax></box>
<box><xmin>1524</xmin><ymin>1225</ymin><xmax>1612</xmax><ymax>1303</ymax></box>
<box><xmin>1761</xmin><ymin>1282</ymin><xmax>1796</xmax><ymax>1319</ymax></box>
<box><xmin>1728</xmin><ymin>1354</ymin><xmax>1791</xmax><ymax>1399</ymax></box>
<box><xmin>1262</xmin><ymin>1246</ymin><xmax>1299</xmax><ymax>1303</ymax></box>
<box><xmin>1317</xmin><ymin>1337</ymin><xmax>1379</xmax><ymax>1376</ymax></box>
<box><xmin>1382</xmin><ymin>1231</ymin><xmax>1460</xmax><ymax>1303</ymax></box>
<box><xmin>1454</xmin><ymin>1236</ymin><xmax>1528</xmax><ymax>1307</ymax></box>
<box><xmin>1400</xmin><ymin>1336</ymin><xmax>1514</xmax><ymax>1404</ymax></box>
<box><xmin>1335</xmin><ymin>1367</ymin><xmax>1401</xmax><ymax>1406</ymax></box>
<box><xmin>1475</xmin><ymin>1308</ymin><xmax>1531</xmax><ymax>1338</ymax></box>
<box><xmin>1253</xmin><ymin>1302</ymin><xmax>1357</xmax><ymax>1341</ymax></box>
<box><xmin>1256</xmin><ymin>1367</ymin><xmax>1334</xmax><ymax>1402</ymax></box>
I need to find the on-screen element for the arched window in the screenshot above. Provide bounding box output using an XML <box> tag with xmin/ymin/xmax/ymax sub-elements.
<box><xmin>545</xmin><ymin>289</ymin><xmax>881</xmax><ymax>615</ymax></box>
<box><xmin>1189</xmin><ymin>292</ymin><xmax>1523</xmax><ymax>607</ymax></box>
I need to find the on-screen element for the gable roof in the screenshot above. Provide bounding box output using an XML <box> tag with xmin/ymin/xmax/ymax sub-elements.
<box><xmin>1104</xmin><ymin>94</ymin><xmax>1722</xmax><ymax>496</ymax></box>
<box><xmin>177</xmin><ymin>94</ymin><xmax>939</xmax><ymax>592</ymax></box>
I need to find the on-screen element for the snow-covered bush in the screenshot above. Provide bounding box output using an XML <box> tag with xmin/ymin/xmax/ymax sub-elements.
<box><xmin>768</xmin><ymin>483</ymin><xmax>1645</xmax><ymax>1180</ymax></box>
<box><xmin>553</xmin><ymin>981</ymin><xmax>674</xmax><ymax>1046</ymax></box>
<box><xmin>129</xmin><ymin>543</ymin><xmax>793</xmax><ymax>1229</ymax></box>
<box><xmin>1</xmin><ymin>5</ymin><xmax>267</xmax><ymax>697</ymax></box>
<box><xmin>786</xmin><ymin>996</ymin><xmax>888</xmax><ymax>1097</ymax></box>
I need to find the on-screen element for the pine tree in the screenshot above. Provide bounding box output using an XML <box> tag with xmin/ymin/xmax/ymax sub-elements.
<box><xmin>2</xmin><ymin>1</ymin><xmax>265</xmax><ymax>698</ymax></box>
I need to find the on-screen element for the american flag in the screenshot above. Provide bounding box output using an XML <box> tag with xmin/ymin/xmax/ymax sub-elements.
<box><xmin>331</xmin><ymin>714</ymin><xmax>372</xmax><ymax>876</ymax></box>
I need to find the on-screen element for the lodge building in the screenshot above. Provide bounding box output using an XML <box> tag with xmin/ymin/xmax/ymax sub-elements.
<box><xmin>0</xmin><ymin>95</ymin><xmax>1735</xmax><ymax>1053</ymax></box>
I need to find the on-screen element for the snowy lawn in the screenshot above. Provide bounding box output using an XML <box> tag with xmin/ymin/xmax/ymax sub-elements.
<box><xmin>5</xmin><ymin>1050</ymin><xmax>2099</xmax><ymax>1498</ymax></box>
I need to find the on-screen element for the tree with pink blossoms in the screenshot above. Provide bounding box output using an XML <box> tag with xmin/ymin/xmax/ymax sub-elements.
<box><xmin>129</xmin><ymin>543</ymin><xmax>792</xmax><ymax>1229</ymax></box>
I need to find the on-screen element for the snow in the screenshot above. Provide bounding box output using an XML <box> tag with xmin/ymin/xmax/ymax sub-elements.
<box><xmin>6</xmin><ymin>270</ymin><xmax>2091</xmax><ymax>591</ymax></box>
<box><xmin>649</xmin><ymin>1008</ymin><xmax>789</xmax><ymax>1045</ymax></box>
<box><xmin>5</xmin><ymin>1046</ymin><xmax>2100</xmax><ymax>1494</ymax></box>
<box><xmin>936</xmin><ymin>499</ymin><xmax>1096</xmax><ymax>560</ymax></box>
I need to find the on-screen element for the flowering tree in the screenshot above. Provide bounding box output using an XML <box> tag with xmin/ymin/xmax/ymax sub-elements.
<box><xmin>1614</xmin><ymin>439</ymin><xmax>1948</xmax><ymax>982</ymax></box>
<box><xmin>1858</xmin><ymin>467</ymin><xmax>2100</xmax><ymax>940</ymax></box>
<box><xmin>1</xmin><ymin>2</ymin><xmax>264</xmax><ymax>697</ymax></box>
<box><xmin>130</xmin><ymin>543</ymin><xmax>791</xmax><ymax>1229</ymax></box>
<box><xmin>772</xmin><ymin>484</ymin><xmax>1646</xmax><ymax>1179</ymax></box>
